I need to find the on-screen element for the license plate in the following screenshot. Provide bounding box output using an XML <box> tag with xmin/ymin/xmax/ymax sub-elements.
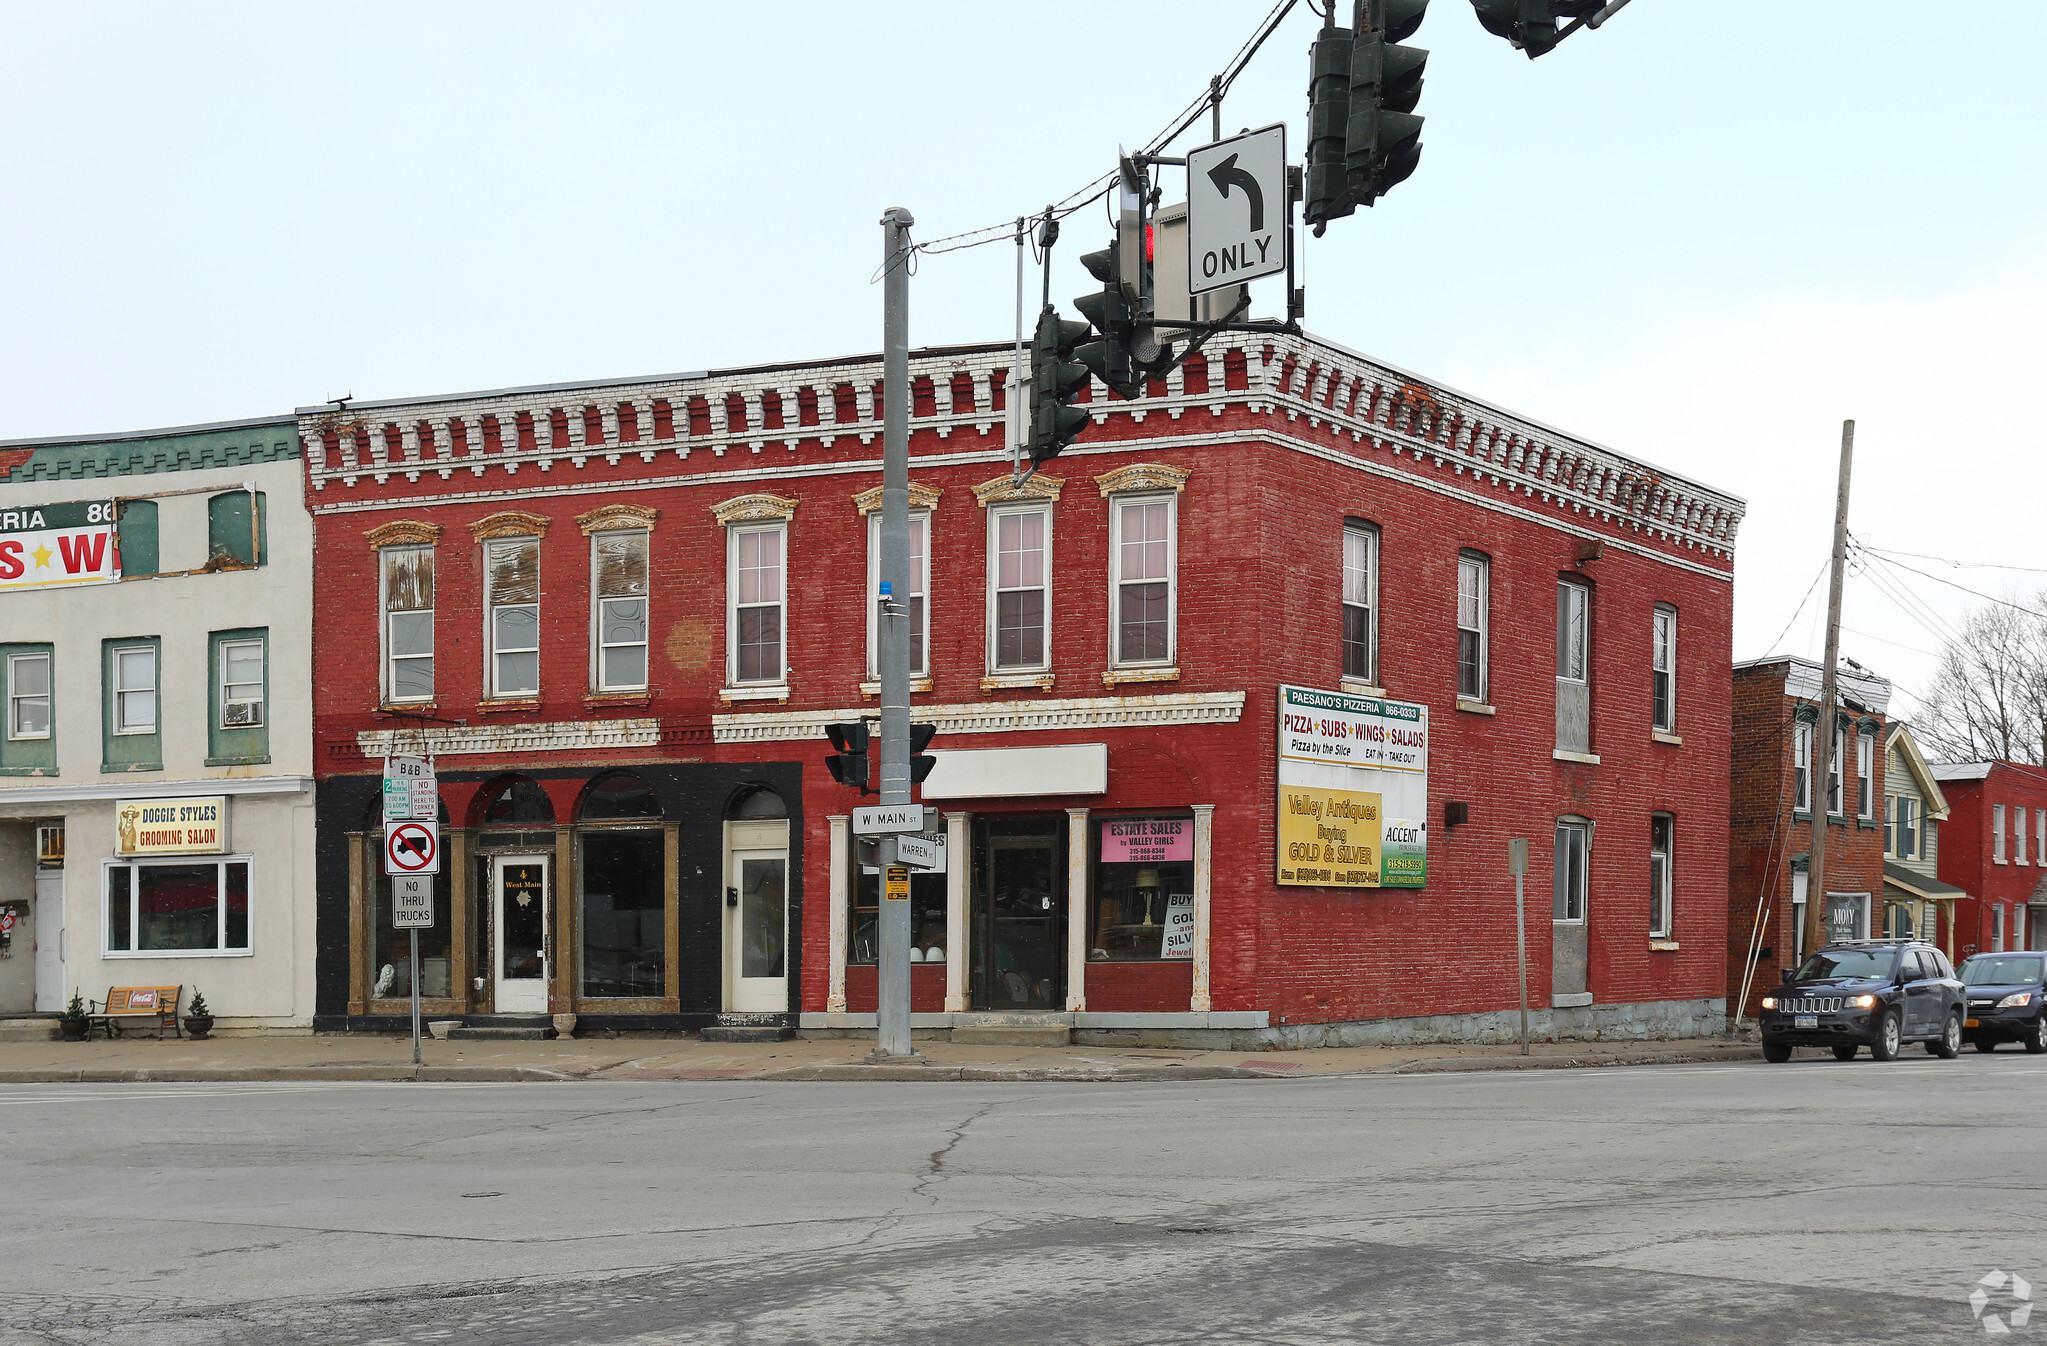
<box><xmin>1966</xmin><ymin>1018</ymin><xmax>1979</xmax><ymax>1028</ymax></box>
<box><xmin>1795</xmin><ymin>1015</ymin><xmax>1818</xmax><ymax>1029</ymax></box>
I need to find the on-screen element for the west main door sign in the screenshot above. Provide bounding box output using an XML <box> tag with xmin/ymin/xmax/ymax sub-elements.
<box><xmin>1185</xmin><ymin>123</ymin><xmax>1288</xmax><ymax>296</ymax></box>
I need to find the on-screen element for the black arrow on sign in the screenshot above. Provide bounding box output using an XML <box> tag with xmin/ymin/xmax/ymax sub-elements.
<box><xmin>1207</xmin><ymin>153</ymin><xmax>1265</xmax><ymax>232</ymax></box>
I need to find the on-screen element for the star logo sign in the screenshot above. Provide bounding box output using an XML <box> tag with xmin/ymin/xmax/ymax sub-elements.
<box><xmin>1972</xmin><ymin>1269</ymin><xmax>2034</xmax><ymax>1335</ymax></box>
<box><xmin>27</xmin><ymin>542</ymin><xmax>52</xmax><ymax>570</ymax></box>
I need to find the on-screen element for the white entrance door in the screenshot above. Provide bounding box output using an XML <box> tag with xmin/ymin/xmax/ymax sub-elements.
<box><xmin>726</xmin><ymin>849</ymin><xmax>788</xmax><ymax>1013</ymax></box>
<box><xmin>33</xmin><ymin>872</ymin><xmax>63</xmax><ymax>1012</ymax></box>
<box><xmin>492</xmin><ymin>855</ymin><xmax>550</xmax><ymax>1014</ymax></box>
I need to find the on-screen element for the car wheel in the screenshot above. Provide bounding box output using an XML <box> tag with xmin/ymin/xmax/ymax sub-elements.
<box><xmin>1930</xmin><ymin>1012</ymin><xmax>1963</xmax><ymax>1059</ymax></box>
<box><xmin>1763</xmin><ymin>1040</ymin><xmax>1793</xmax><ymax>1063</ymax></box>
<box><xmin>2026</xmin><ymin>1017</ymin><xmax>2047</xmax><ymax>1055</ymax></box>
<box><xmin>1869</xmin><ymin>1010</ymin><xmax>1902</xmax><ymax>1061</ymax></box>
<box><xmin>1830</xmin><ymin>1044</ymin><xmax>1857</xmax><ymax>1061</ymax></box>
<box><xmin>1975</xmin><ymin>1038</ymin><xmax>1999</xmax><ymax>1053</ymax></box>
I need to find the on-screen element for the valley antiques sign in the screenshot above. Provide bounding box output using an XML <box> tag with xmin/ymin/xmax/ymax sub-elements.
<box><xmin>115</xmin><ymin>797</ymin><xmax>228</xmax><ymax>856</ymax></box>
<box><xmin>0</xmin><ymin>500</ymin><xmax>120</xmax><ymax>593</ymax></box>
<box><xmin>1276</xmin><ymin>685</ymin><xmax>1427</xmax><ymax>889</ymax></box>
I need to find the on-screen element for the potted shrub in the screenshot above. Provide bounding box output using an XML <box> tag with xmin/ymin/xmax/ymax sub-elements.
<box><xmin>183</xmin><ymin>988</ymin><xmax>214</xmax><ymax>1041</ymax></box>
<box><xmin>60</xmin><ymin>990</ymin><xmax>88</xmax><ymax>1042</ymax></box>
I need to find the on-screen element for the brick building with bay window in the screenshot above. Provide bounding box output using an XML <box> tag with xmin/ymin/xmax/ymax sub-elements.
<box><xmin>302</xmin><ymin>329</ymin><xmax>1743</xmax><ymax>1044</ymax></box>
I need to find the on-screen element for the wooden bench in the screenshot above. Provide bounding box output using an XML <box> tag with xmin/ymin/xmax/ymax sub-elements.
<box><xmin>87</xmin><ymin>986</ymin><xmax>182</xmax><ymax>1040</ymax></box>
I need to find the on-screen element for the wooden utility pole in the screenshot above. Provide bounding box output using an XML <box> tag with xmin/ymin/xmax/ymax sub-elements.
<box><xmin>1803</xmin><ymin>420</ymin><xmax>1855</xmax><ymax>960</ymax></box>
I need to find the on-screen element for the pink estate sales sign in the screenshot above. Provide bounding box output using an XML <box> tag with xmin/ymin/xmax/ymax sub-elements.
<box><xmin>1101</xmin><ymin>818</ymin><xmax>1193</xmax><ymax>864</ymax></box>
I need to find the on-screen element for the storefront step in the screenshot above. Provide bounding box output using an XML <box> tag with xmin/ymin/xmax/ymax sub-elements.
<box><xmin>701</xmin><ymin>1025</ymin><xmax>794</xmax><ymax>1043</ymax></box>
<box><xmin>952</xmin><ymin>1014</ymin><xmax>1072</xmax><ymax>1047</ymax></box>
<box><xmin>0</xmin><ymin>1017</ymin><xmax>61</xmax><ymax>1043</ymax></box>
<box><xmin>442</xmin><ymin>1015</ymin><xmax>556</xmax><ymax>1042</ymax></box>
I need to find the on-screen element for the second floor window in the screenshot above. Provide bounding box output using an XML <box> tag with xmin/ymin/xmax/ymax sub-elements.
<box><xmin>1556</xmin><ymin>578</ymin><xmax>1591</xmax><ymax>755</ymax></box>
<box><xmin>1343</xmin><ymin>523</ymin><xmax>1377</xmax><ymax>683</ymax></box>
<box><xmin>219</xmin><ymin>638</ymin><xmax>264</xmax><ymax>727</ymax></box>
<box><xmin>1651</xmin><ymin>605</ymin><xmax>1676</xmax><ymax>732</ymax></box>
<box><xmin>112</xmin><ymin>644</ymin><xmax>157</xmax><ymax>734</ymax></box>
<box><xmin>867</xmin><ymin>511</ymin><xmax>928</xmax><ymax>678</ymax></box>
<box><xmin>1793</xmin><ymin>721</ymin><xmax>1812</xmax><ymax>812</ymax></box>
<box><xmin>486</xmin><ymin>537</ymin><xmax>540</xmax><ymax>697</ymax></box>
<box><xmin>593</xmin><ymin>530</ymin><xmax>650</xmax><ymax>691</ymax></box>
<box><xmin>1457</xmin><ymin>552</ymin><xmax>1488</xmax><ymax>702</ymax></box>
<box><xmin>8</xmin><ymin>651</ymin><xmax>51</xmax><ymax>739</ymax></box>
<box><xmin>1649</xmin><ymin>813</ymin><xmax>1673</xmax><ymax>939</ymax></box>
<box><xmin>1887</xmin><ymin>795</ymin><xmax>1922</xmax><ymax>860</ymax></box>
<box><xmin>730</xmin><ymin>523</ymin><xmax>785</xmax><ymax>685</ymax></box>
<box><xmin>1994</xmin><ymin>803</ymin><xmax>2007</xmax><ymax>862</ymax></box>
<box><xmin>1827</xmin><ymin>728</ymin><xmax>1844</xmax><ymax>815</ymax></box>
<box><xmin>2019</xmin><ymin>806</ymin><xmax>2030</xmax><ymax>865</ymax></box>
<box><xmin>990</xmin><ymin>505</ymin><xmax>1049</xmax><ymax>671</ymax></box>
<box><xmin>1857</xmin><ymin>732</ymin><xmax>1875</xmax><ymax>819</ymax></box>
<box><xmin>1113</xmin><ymin>495</ymin><xmax>1175</xmax><ymax>666</ymax></box>
<box><xmin>382</xmin><ymin>546</ymin><xmax>434</xmax><ymax>702</ymax></box>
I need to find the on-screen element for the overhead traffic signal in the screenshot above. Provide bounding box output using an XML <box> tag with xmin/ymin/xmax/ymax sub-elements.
<box><xmin>1027</xmin><ymin>305</ymin><xmax>1091</xmax><ymax>468</ymax></box>
<box><xmin>1303</xmin><ymin>1</ymin><xmax>1430</xmax><ymax>233</ymax></box>
<box><xmin>1073</xmin><ymin>168</ymin><xmax>1174</xmax><ymax>402</ymax></box>
<box><xmin>1346</xmin><ymin>0</ymin><xmax>1428</xmax><ymax>207</ymax></box>
<box><xmin>909</xmin><ymin>722</ymin><xmax>939</xmax><ymax>785</ymax></box>
<box><xmin>824</xmin><ymin>721</ymin><xmax>870</xmax><ymax>793</ymax></box>
<box><xmin>1469</xmin><ymin>0</ymin><xmax>1605</xmax><ymax>58</ymax></box>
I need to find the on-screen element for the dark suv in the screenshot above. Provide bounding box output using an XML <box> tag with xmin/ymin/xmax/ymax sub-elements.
<box><xmin>1959</xmin><ymin>951</ymin><xmax>2047</xmax><ymax>1053</ymax></box>
<box><xmin>1759</xmin><ymin>939</ymin><xmax>1965</xmax><ymax>1062</ymax></box>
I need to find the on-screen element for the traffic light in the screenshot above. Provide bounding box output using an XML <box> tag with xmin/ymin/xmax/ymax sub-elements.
<box><xmin>824</xmin><ymin>721</ymin><xmax>870</xmax><ymax>793</ymax></box>
<box><xmin>909</xmin><ymin>722</ymin><xmax>938</xmax><ymax>785</ymax></box>
<box><xmin>1074</xmin><ymin>165</ymin><xmax>1174</xmax><ymax>401</ymax></box>
<box><xmin>1028</xmin><ymin>305</ymin><xmax>1091</xmax><ymax>467</ymax></box>
<box><xmin>1469</xmin><ymin>0</ymin><xmax>1604</xmax><ymax>57</ymax></box>
<box><xmin>1346</xmin><ymin>0</ymin><xmax>1429</xmax><ymax>208</ymax></box>
<box><xmin>1304</xmin><ymin>17</ymin><xmax>1356</xmax><ymax>232</ymax></box>
<box><xmin>1074</xmin><ymin>242</ymin><xmax>1135</xmax><ymax>395</ymax></box>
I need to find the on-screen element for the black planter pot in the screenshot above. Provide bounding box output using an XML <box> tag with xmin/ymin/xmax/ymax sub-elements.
<box><xmin>184</xmin><ymin>1016</ymin><xmax>214</xmax><ymax>1040</ymax></box>
<box><xmin>59</xmin><ymin>1018</ymin><xmax>88</xmax><ymax>1042</ymax></box>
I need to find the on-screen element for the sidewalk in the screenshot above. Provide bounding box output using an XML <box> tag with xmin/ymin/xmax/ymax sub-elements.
<box><xmin>0</xmin><ymin>1032</ymin><xmax>1760</xmax><ymax>1084</ymax></box>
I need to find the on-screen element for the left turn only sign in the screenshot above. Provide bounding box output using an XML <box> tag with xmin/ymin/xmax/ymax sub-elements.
<box><xmin>385</xmin><ymin>820</ymin><xmax>440</xmax><ymax>875</ymax></box>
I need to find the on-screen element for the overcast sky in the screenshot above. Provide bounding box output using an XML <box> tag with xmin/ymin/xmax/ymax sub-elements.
<box><xmin>3</xmin><ymin>2</ymin><xmax>2043</xmax><ymax>713</ymax></box>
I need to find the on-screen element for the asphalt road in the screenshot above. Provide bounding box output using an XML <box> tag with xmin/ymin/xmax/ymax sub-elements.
<box><xmin>1</xmin><ymin>1051</ymin><xmax>2042</xmax><ymax>1346</ymax></box>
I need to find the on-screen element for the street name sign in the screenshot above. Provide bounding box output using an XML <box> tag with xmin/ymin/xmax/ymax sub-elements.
<box><xmin>895</xmin><ymin>832</ymin><xmax>942</xmax><ymax>870</ymax></box>
<box><xmin>392</xmin><ymin>874</ymin><xmax>435</xmax><ymax>928</ymax></box>
<box><xmin>1186</xmin><ymin>123</ymin><xmax>1288</xmax><ymax>296</ymax></box>
<box><xmin>383</xmin><ymin>754</ymin><xmax>437</xmax><ymax>821</ymax></box>
<box><xmin>853</xmin><ymin>805</ymin><xmax>936</xmax><ymax>836</ymax></box>
<box><xmin>385</xmin><ymin>820</ymin><xmax>440</xmax><ymax>875</ymax></box>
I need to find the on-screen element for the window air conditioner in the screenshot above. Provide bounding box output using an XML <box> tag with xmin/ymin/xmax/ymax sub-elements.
<box><xmin>222</xmin><ymin>699</ymin><xmax>264</xmax><ymax>728</ymax></box>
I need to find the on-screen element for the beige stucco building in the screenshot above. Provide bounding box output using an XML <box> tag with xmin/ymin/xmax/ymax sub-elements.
<box><xmin>0</xmin><ymin>416</ymin><xmax>313</xmax><ymax>1031</ymax></box>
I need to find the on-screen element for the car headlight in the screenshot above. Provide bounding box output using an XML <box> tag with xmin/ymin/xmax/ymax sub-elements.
<box><xmin>1852</xmin><ymin>994</ymin><xmax>1879</xmax><ymax>1009</ymax></box>
<box><xmin>1759</xmin><ymin>995</ymin><xmax>1777</xmax><ymax>1010</ymax></box>
<box><xmin>1997</xmin><ymin>992</ymin><xmax>2035</xmax><ymax>1009</ymax></box>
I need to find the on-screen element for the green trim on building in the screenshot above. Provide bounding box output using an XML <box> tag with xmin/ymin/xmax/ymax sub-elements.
<box><xmin>206</xmin><ymin>490</ymin><xmax>269</xmax><ymax>567</ymax></box>
<box><xmin>115</xmin><ymin>498</ymin><xmax>159</xmax><ymax>575</ymax></box>
<box><xmin>100</xmin><ymin>636</ymin><xmax>164</xmax><ymax>774</ymax></box>
<box><xmin>206</xmin><ymin>627</ymin><xmax>270</xmax><ymax>766</ymax></box>
<box><xmin>0</xmin><ymin>417</ymin><xmax>298</xmax><ymax>483</ymax></box>
<box><xmin>0</xmin><ymin>643</ymin><xmax>58</xmax><ymax>776</ymax></box>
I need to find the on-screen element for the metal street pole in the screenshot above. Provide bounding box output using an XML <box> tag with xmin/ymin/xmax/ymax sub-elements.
<box><xmin>1802</xmin><ymin>420</ymin><xmax>1855</xmax><ymax>962</ymax></box>
<box><xmin>410</xmin><ymin>927</ymin><xmax>421</xmax><ymax>1066</ymax></box>
<box><xmin>871</xmin><ymin>205</ymin><xmax>919</xmax><ymax>1062</ymax></box>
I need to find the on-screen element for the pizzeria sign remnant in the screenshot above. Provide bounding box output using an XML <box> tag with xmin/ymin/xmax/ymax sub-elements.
<box><xmin>0</xmin><ymin>500</ymin><xmax>120</xmax><ymax>593</ymax></box>
<box><xmin>1276</xmin><ymin>685</ymin><xmax>1428</xmax><ymax>888</ymax></box>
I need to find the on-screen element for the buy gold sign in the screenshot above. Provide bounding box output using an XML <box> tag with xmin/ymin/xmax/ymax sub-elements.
<box><xmin>1277</xmin><ymin>786</ymin><xmax>1381</xmax><ymax>888</ymax></box>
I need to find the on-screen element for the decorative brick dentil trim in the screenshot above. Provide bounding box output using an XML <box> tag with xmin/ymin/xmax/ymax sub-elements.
<box><xmin>713</xmin><ymin>691</ymin><xmax>1244</xmax><ymax>743</ymax></box>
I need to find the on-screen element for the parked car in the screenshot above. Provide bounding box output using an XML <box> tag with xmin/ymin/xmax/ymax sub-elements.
<box><xmin>1758</xmin><ymin>939</ymin><xmax>1964</xmax><ymax>1063</ymax></box>
<box><xmin>1959</xmin><ymin>951</ymin><xmax>2047</xmax><ymax>1053</ymax></box>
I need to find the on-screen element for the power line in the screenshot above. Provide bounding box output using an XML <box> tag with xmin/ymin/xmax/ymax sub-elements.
<box><xmin>1758</xmin><ymin>556</ymin><xmax>1831</xmax><ymax>659</ymax></box>
<box><xmin>1867</xmin><ymin>550</ymin><xmax>2047</xmax><ymax>622</ymax></box>
<box><xmin>1860</xmin><ymin>543</ymin><xmax>2047</xmax><ymax>576</ymax></box>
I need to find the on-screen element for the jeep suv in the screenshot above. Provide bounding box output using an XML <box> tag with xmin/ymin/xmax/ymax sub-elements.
<box><xmin>1959</xmin><ymin>951</ymin><xmax>2047</xmax><ymax>1053</ymax></box>
<box><xmin>1758</xmin><ymin>939</ymin><xmax>1965</xmax><ymax>1063</ymax></box>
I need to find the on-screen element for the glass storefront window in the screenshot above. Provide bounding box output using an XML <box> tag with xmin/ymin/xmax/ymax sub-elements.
<box><xmin>1091</xmin><ymin>817</ymin><xmax>1195</xmax><ymax>962</ymax></box>
<box><xmin>580</xmin><ymin>829</ymin><xmax>665</xmax><ymax>997</ymax></box>
<box><xmin>372</xmin><ymin>861</ymin><xmax>452</xmax><ymax>998</ymax></box>
<box><xmin>105</xmin><ymin>859</ymin><xmax>253</xmax><ymax>954</ymax></box>
<box><xmin>850</xmin><ymin>861</ymin><xmax>948</xmax><ymax>965</ymax></box>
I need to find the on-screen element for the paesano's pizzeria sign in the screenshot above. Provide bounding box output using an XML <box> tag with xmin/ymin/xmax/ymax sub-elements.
<box><xmin>116</xmin><ymin>798</ymin><xmax>229</xmax><ymax>856</ymax></box>
<box><xmin>0</xmin><ymin>501</ymin><xmax>120</xmax><ymax>593</ymax></box>
<box><xmin>1276</xmin><ymin>685</ymin><xmax>1429</xmax><ymax>889</ymax></box>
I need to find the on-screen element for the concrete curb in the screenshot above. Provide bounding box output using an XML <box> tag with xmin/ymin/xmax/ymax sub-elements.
<box><xmin>0</xmin><ymin>1066</ymin><xmax>579</xmax><ymax>1084</ymax></box>
<box><xmin>1369</xmin><ymin>1044</ymin><xmax>1763</xmax><ymax>1075</ymax></box>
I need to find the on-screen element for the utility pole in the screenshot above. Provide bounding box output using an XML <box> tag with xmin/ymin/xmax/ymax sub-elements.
<box><xmin>1802</xmin><ymin>419</ymin><xmax>1855</xmax><ymax>961</ymax></box>
<box><xmin>871</xmin><ymin>206</ymin><xmax>920</xmax><ymax>1063</ymax></box>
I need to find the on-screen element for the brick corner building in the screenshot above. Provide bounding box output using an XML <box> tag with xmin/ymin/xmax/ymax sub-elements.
<box><xmin>302</xmin><ymin>331</ymin><xmax>1743</xmax><ymax>1044</ymax></box>
<box><xmin>1727</xmin><ymin>656</ymin><xmax>1891</xmax><ymax>1017</ymax></box>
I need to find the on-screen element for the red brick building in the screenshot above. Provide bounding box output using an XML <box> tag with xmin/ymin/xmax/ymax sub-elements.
<box><xmin>301</xmin><ymin>330</ymin><xmax>1744</xmax><ymax>1044</ymax></box>
<box><xmin>1727</xmin><ymin>657</ymin><xmax>1890</xmax><ymax>1017</ymax></box>
<box><xmin>1930</xmin><ymin>761</ymin><xmax>2047</xmax><ymax>956</ymax></box>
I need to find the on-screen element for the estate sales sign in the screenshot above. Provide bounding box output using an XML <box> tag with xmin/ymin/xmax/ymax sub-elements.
<box><xmin>1277</xmin><ymin>685</ymin><xmax>1428</xmax><ymax>889</ymax></box>
<box><xmin>0</xmin><ymin>500</ymin><xmax>121</xmax><ymax>593</ymax></box>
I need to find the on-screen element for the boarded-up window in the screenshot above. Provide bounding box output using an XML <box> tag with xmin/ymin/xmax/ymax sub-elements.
<box><xmin>383</xmin><ymin>547</ymin><xmax>434</xmax><ymax>701</ymax></box>
<box><xmin>594</xmin><ymin>531</ymin><xmax>649</xmax><ymax>690</ymax></box>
